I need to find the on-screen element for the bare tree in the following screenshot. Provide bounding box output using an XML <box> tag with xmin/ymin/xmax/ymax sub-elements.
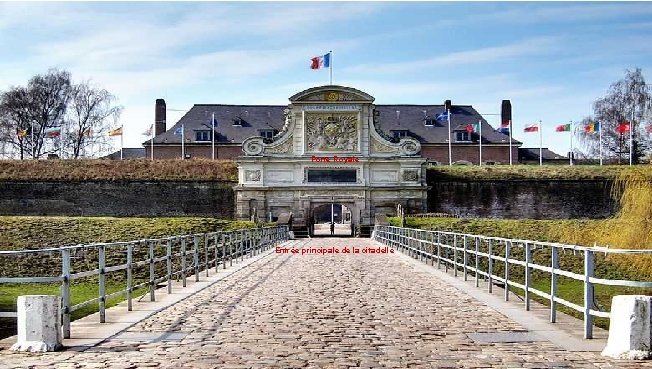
<box><xmin>64</xmin><ymin>82</ymin><xmax>122</xmax><ymax>158</ymax></box>
<box><xmin>0</xmin><ymin>86</ymin><xmax>33</xmax><ymax>160</ymax></box>
<box><xmin>578</xmin><ymin>68</ymin><xmax>652</xmax><ymax>163</ymax></box>
<box><xmin>28</xmin><ymin>69</ymin><xmax>72</xmax><ymax>158</ymax></box>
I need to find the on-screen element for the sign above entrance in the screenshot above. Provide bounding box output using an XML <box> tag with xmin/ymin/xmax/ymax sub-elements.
<box><xmin>302</xmin><ymin>105</ymin><xmax>361</xmax><ymax>112</ymax></box>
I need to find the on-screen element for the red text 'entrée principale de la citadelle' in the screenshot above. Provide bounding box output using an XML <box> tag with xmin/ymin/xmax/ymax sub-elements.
<box><xmin>275</xmin><ymin>246</ymin><xmax>394</xmax><ymax>255</ymax></box>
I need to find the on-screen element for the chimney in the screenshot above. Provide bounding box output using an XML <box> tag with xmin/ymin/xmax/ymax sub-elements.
<box><xmin>155</xmin><ymin>99</ymin><xmax>166</xmax><ymax>136</ymax></box>
<box><xmin>444</xmin><ymin>99</ymin><xmax>452</xmax><ymax>111</ymax></box>
<box><xmin>501</xmin><ymin>100</ymin><xmax>512</xmax><ymax>126</ymax></box>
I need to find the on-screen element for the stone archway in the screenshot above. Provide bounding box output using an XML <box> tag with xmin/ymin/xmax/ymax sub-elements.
<box><xmin>311</xmin><ymin>203</ymin><xmax>354</xmax><ymax>237</ymax></box>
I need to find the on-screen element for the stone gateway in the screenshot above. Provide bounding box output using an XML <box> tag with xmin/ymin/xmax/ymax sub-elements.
<box><xmin>235</xmin><ymin>85</ymin><xmax>428</xmax><ymax>236</ymax></box>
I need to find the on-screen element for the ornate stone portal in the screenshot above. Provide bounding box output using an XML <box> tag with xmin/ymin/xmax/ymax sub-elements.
<box><xmin>235</xmin><ymin>85</ymin><xmax>427</xmax><ymax>233</ymax></box>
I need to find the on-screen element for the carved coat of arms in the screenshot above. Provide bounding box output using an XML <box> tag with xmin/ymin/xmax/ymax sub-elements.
<box><xmin>305</xmin><ymin>113</ymin><xmax>358</xmax><ymax>152</ymax></box>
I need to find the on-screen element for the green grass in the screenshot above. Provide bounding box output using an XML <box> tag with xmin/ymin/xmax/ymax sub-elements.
<box><xmin>427</xmin><ymin>165</ymin><xmax>624</xmax><ymax>182</ymax></box>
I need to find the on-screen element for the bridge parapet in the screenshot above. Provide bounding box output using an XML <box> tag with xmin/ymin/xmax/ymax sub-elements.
<box><xmin>0</xmin><ymin>225</ymin><xmax>289</xmax><ymax>339</ymax></box>
<box><xmin>373</xmin><ymin>225</ymin><xmax>652</xmax><ymax>340</ymax></box>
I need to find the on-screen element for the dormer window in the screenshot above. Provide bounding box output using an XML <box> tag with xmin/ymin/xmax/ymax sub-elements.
<box><xmin>391</xmin><ymin>130</ymin><xmax>409</xmax><ymax>139</ymax></box>
<box><xmin>424</xmin><ymin>118</ymin><xmax>438</xmax><ymax>126</ymax></box>
<box><xmin>259</xmin><ymin>129</ymin><xmax>276</xmax><ymax>139</ymax></box>
<box><xmin>455</xmin><ymin>131</ymin><xmax>472</xmax><ymax>142</ymax></box>
<box><xmin>232</xmin><ymin>117</ymin><xmax>243</xmax><ymax>126</ymax></box>
<box><xmin>195</xmin><ymin>130</ymin><xmax>211</xmax><ymax>142</ymax></box>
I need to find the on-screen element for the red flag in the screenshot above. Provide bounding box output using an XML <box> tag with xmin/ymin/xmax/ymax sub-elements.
<box><xmin>616</xmin><ymin>122</ymin><xmax>630</xmax><ymax>134</ymax></box>
<box><xmin>465</xmin><ymin>124</ymin><xmax>474</xmax><ymax>133</ymax></box>
<box><xmin>524</xmin><ymin>124</ymin><xmax>539</xmax><ymax>132</ymax></box>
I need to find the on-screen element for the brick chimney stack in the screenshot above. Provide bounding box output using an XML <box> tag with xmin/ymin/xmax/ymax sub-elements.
<box><xmin>501</xmin><ymin>100</ymin><xmax>512</xmax><ymax>126</ymax></box>
<box><xmin>444</xmin><ymin>99</ymin><xmax>452</xmax><ymax>111</ymax></box>
<box><xmin>155</xmin><ymin>99</ymin><xmax>166</xmax><ymax>136</ymax></box>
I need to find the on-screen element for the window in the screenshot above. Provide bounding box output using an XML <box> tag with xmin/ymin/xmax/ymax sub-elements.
<box><xmin>424</xmin><ymin>118</ymin><xmax>437</xmax><ymax>126</ymax></box>
<box><xmin>391</xmin><ymin>130</ymin><xmax>409</xmax><ymax>139</ymax></box>
<box><xmin>195</xmin><ymin>130</ymin><xmax>211</xmax><ymax>142</ymax></box>
<box><xmin>259</xmin><ymin>129</ymin><xmax>276</xmax><ymax>139</ymax></box>
<box><xmin>455</xmin><ymin>131</ymin><xmax>472</xmax><ymax>142</ymax></box>
<box><xmin>307</xmin><ymin>169</ymin><xmax>357</xmax><ymax>183</ymax></box>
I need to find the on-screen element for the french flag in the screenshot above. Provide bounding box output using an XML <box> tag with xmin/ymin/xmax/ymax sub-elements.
<box><xmin>310</xmin><ymin>53</ymin><xmax>331</xmax><ymax>70</ymax></box>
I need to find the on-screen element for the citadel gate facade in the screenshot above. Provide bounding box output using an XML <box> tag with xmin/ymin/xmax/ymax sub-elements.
<box><xmin>234</xmin><ymin>86</ymin><xmax>428</xmax><ymax>235</ymax></box>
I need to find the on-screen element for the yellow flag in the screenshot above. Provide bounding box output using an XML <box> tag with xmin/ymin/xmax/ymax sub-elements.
<box><xmin>108</xmin><ymin>127</ymin><xmax>123</xmax><ymax>136</ymax></box>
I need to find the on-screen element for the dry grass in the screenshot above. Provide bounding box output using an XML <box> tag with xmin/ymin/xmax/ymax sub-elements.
<box><xmin>427</xmin><ymin>165</ymin><xmax>624</xmax><ymax>181</ymax></box>
<box><xmin>0</xmin><ymin>159</ymin><xmax>238</xmax><ymax>181</ymax></box>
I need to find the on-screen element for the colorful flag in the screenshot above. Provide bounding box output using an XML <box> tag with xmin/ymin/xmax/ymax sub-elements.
<box><xmin>108</xmin><ymin>127</ymin><xmax>123</xmax><ymax>136</ymax></box>
<box><xmin>465</xmin><ymin>122</ymin><xmax>480</xmax><ymax>133</ymax></box>
<box><xmin>436</xmin><ymin>111</ymin><xmax>449</xmax><ymax>122</ymax></box>
<box><xmin>646</xmin><ymin>124</ymin><xmax>652</xmax><ymax>133</ymax></box>
<box><xmin>45</xmin><ymin>127</ymin><xmax>61</xmax><ymax>138</ymax></box>
<box><xmin>83</xmin><ymin>128</ymin><xmax>92</xmax><ymax>137</ymax></box>
<box><xmin>174</xmin><ymin>126</ymin><xmax>183</xmax><ymax>136</ymax></box>
<box><xmin>16</xmin><ymin>129</ymin><xmax>28</xmax><ymax>138</ymax></box>
<box><xmin>616</xmin><ymin>121</ymin><xmax>630</xmax><ymax>134</ymax></box>
<box><xmin>310</xmin><ymin>52</ymin><xmax>331</xmax><ymax>70</ymax></box>
<box><xmin>142</xmin><ymin>125</ymin><xmax>153</xmax><ymax>136</ymax></box>
<box><xmin>555</xmin><ymin>123</ymin><xmax>571</xmax><ymax>132</ymax></box>
<box><xmin>584</xmin><ymin>121</ymin><xmax>600</xmax><ymax>133</ymax></box>
<box><xmin>524</xmin><ymin>123</ymin><xmax>539</xmax><ymax>133</ymax></box>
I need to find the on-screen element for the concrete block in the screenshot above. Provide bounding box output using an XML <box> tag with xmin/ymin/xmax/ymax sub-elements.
<box><xmin>601</xmin><ymin>295</ymin><xmax>652</xmax><ymax>360</ymax></box>
<box><xmin>10</xmin><ymin>295</ymin><xmax>62</xmax><ymax>352</ymax></box>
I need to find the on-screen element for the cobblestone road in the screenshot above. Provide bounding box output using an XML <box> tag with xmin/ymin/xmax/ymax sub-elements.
<box><xmin>1</xmin><ymin>238</ymin><xmax>650</xmax><ymax>368</ymax></box>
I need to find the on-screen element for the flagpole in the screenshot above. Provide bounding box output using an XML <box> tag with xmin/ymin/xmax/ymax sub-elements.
<box><xmin>211</xmin><ymin>113</ymin><xmax>215</xmax><ymax>160</ymax></box>
<box><xmin>150</xmin><ymin>126</ymin><xmax>154</xmax><ymax>161</ymax></box>
<box><xmin>181</xmin><ymin>123</ymin><xmax>185</xmax><ymax>160</ymax></box>
<box><xmin>599</xmin><ymin>122</ymin><xmax>603</xmax><ymax>166</ymax></box>
<box><xmin>478</xmin><ymin>119</ymin><xmax>482</xmax><ymax>166</ymax></box>
<box><xmin>329</xmin><ymin>50</ymin><xmax>333</xmax><ymax>85</ymax></box>
<box><xmin>120</xmin><ymin>125</ymin><xmax>124</xmax><ymax>160</ymax></box>
<box><xmin>508</xmin><ymin>119</ymin><xmax>513</xmax><ymax>165</ymax></box>
<box><xmin>447</xmin><ymin>109</ymin><xmax>452</xmax><ymax>166</ymax></box>
<box><xmin>569</xmin><ymin>120</ymin><xmax>573</xmax><ymax>166</ymax></box>
<box><xmin>629</xmin><ymin>110</ymin><xmax>634</xmax><ymax>166</ymax></box>
<box><xmin>538</xmin><ymin>120</ymin><xmax>543</xmax><ymax>166</ymax></box>
<box><xmin>30</xmin><ymin>121</ymin><xmax>34</xmax><ymax>159</ymax></box>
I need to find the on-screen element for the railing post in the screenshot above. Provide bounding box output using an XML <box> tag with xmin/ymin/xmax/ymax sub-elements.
<box><xmin>230</xmin><ymin>233</ymin><xmax>234</xmax><ymax>267</ymax></box>
<box><xmin>504</xmin><ymin>240</ymin><xmax>511</xmax><ymax>302</ymax></box>
<box><xmin>525</xmin><ymin>242</ymin><xmax>531</xmax><ymax>311</ymax></box>
<box><xmin>127</xmin><ymin>243</ymin><xmax>133</xmax><ymax>311</ymax></box>
<box><xmin>98</xmin><ymin>244</ymin><xmax>106</xmax><ymax>323</ymax></box>
<box><xmin>224</xmin><ymin>234</ymin><xmax>229</xmax><ymax>269</ymax></box>
<box><xmin>436</xmin><ymin>232</ymin><xmax>441</xmax><ymax>269</ymax></box>
<box><xmin>193</xmin><ymin>235</ymin><xmax>199</xmax><ymax>282</ymax></box>
<box><xmin>487</xmin><ymin>239</ymin><xmax>493</xmax><ymax>293</ymax></box>
<box><xmin>181</xmin><ymin>237</ymin><xmax>187</xmax><ymax>287</ymax></box>
<box><xmin>474</xmin><ymin>237</ymin><xmax>480</xmax><ymax>287</ymax></box>
<box><xmin>584</xmin><ymin>249</ymin><xmax>595</xmax><ymax>339</ymax></box>
<box><xmin>453</xmin><ymin>234</ymin><xmax>458</xmax><ymax>277</ymax></box>
<box><xmin>60</xmin><ymin>248</ymin><xmax>71</xmax><ymax>339</ymax></box>
<box><xmin>166</xmin><ymin>239</ymin><xmax>172</xmax><ymax>294</ymax></box>
<box><xmin>550</xmin><ymin>246</ymin><xmax>559</xmax><ymax>323</ymax></box>
<box><xmin>463</xmin><ymin>236</ymin><xmax>468</xmax><ymax>281</ymax></box>
<box><xmin>215</xmin><ymin>234</ymin><xmax>220</xmax><ymax>273</ymax></box>
<box><xmin>204</xmin><ymin>235</ymin><xmax>209</xmax><ymax>277</ymax></box>
<box><xmin>149</xmin><ymin>241</ymin><xmax>155</xmax><ymax>302</ymax></box>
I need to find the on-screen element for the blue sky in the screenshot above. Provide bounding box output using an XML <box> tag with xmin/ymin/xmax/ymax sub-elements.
<box><xmin>1</xmin><ymin>1</ymin><xmax>652</xmax><ymax>156</ymax></box>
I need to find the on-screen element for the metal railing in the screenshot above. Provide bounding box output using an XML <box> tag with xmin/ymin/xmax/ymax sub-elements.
<box><xmin>374</xmin><ymin>225</ymin><xmax>652</xmax><ymax>339</ymax></box>
<box><xmin>0</xmin><ymin>225</ymin><xmax>289</xmax><ymax>338</ymax></box>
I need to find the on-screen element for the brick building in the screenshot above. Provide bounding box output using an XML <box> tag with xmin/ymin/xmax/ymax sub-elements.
<box><xmin>144</xmin><ymin>86</ymin><xmax>520</xmax><ymax>164</ymax></box>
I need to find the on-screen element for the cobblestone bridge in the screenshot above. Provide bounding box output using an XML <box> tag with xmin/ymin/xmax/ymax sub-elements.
<box><xmin>1</xmin><ymin>238</ymin><xmax>650</xmax><ymax>369</ymax></box>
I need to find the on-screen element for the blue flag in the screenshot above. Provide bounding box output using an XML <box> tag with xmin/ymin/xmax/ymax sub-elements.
<box><xmin>436</xmin><ymin>111</ymin><xmax>449</xmax><ymax>122</ymax></box>
<box><xmin>496</xmin><ymin>127</ymin><xmax>510</xmax><ymax>135</ymax></box>
<box><xmin>174</xmin><ymin>126</ymin><xmax>183</xmax><ymax>136</ymax></box>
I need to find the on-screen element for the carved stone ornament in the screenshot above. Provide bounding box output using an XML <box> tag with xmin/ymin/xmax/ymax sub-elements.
<box><xmin>399</xmin><ymin>138</ymin><xmax>420</xmax><ymax>156</ymax></box>
<box><xmin>304</xmin><ymin>91</ymin><xmax>358</xmax><ymax>102</ymax></box>
<box><xmin>370</xmin><ymin>137</ymin><xmax>397</xmax><ymax>154</ymax></box>
<box><xmin>265</xmin><ymin>138</ymin><xmax>293</xmax><ymax>154</ymax></box>
<box><xmin>402</xmin><ymin>170</ymin><xmax>419</xmax><ymax>182</ymax></box>
<box><xmin>242</xmin><ymin>137</ymin><xmax>264</xmax><ymax>156</ymax></box>
<box><xmin>245</xmin><ymin>170</ymin><xmax>261</xmax><ymax>182</ymax></box>
<box><xmin>305</xmin><ymin>113</ymin><xmax>358</xmax><ymax>152</ymax></box>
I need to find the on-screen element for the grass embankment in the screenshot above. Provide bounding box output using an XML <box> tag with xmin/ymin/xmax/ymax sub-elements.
<box><xmin>427</xmin><ymin>165</ymin><xmax>623</xmax><ymax>181</ymax></box>
<box><xmin>0</xmin><ymin>216</ymin><xmax>258</xmax><ymax>332</ymax></box>
<box><xmin>0</xmin><ymin>159</ymin><xmax>238</xmax><ymax>181</ymax></box>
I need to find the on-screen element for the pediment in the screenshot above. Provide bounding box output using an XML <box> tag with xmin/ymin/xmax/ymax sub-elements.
<box><xmin>289</xmin><ymin>85</ymin><xmax>374</xmax><ymax>103</ymax></box>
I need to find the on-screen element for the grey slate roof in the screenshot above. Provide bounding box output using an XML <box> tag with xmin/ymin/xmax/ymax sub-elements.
<box><xmin>149</xmin><ymin>104</ymin><xmax>520</xmax><ymax>146</ymax></box>
<box><xmin>102</xmin><ymin>148</ymin><xmax>146</xmax><ymax>160</ymax></box>
<box><xmin>518</xmin><ymin>147</ymin><xmax>567</xmax><ymax>161</ymax></box>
